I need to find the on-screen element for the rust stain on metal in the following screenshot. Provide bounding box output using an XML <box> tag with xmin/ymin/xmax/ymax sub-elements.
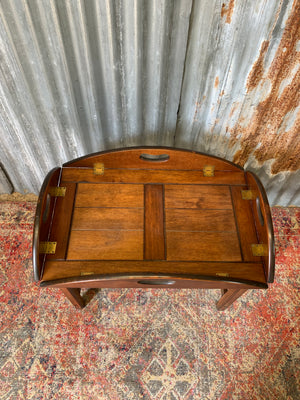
<box><xmin>214</xmin><ymin>76</ymin><xmax>219</xmax><ymax>88</ymax></box>
<box><xmin>229</xmin><ymin>102</ymin><xmax>239</xmax><ymax>118</ymax></box>
<box><xmin>194</xmin><ymin>101</ymin><xmax>202</xmax><ymax>122</ymax></box>
<box><xmin>194</xmin><ymin>96</ymin><xmax>207</xmax><ymax>122</ymax></box>
<box><xmin>221</xmin><ymin>0</ymin><xmax>235</xmax><ymax>24</ymax></box>
<box><xmin>231</xmin><ymin>1</ymin><xmax>300</xmax><ymax>174</ymax></box>
<box><xmin>246</xmin><ymin>41</ymin><xmax>269</xmax><ymax>91</ymax></box>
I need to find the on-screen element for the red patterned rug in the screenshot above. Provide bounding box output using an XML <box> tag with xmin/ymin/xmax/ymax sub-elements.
<box><xmin>0</xmin><ymin>201</ymin><xmax>299</xmax><ymax>399</ymax></box>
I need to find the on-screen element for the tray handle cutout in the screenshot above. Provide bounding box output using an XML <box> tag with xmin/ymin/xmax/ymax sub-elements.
<box><xmin>42</xmin><ymin>194</ymin><xmax>51</xmax><ymax>223</ymax></box>
<box><xmin>140</xmin><ymin>153</ymin><xmax>170</xmax><ymax>162</ymax></box>
<box><xmin>256</xmin><ymin>196</ymin><xmax>265</xmax><ymax>226</ymax></box>
<box><xmin>138</xmin><ymin>280</ymin><xmax>176</xmax><ymax>285</ymax></box>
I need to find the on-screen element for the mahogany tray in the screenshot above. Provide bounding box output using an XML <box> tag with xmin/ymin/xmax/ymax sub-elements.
<box><xmin>32</xmin><ymin>147</ymin><xmax>275</xmax><ymax>310</ymax></box>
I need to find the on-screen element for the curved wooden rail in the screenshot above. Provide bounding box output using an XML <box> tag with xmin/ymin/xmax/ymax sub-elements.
<box><xmin>32</xmin><ymin>167</ymin><xmax>61</xmax><ymax>281</ymax></box>
<box><xmin>63</xmin><ymin>146</ymin><xmax>244</xmax><ymax>171</ymax></box>
<box><xmin>40</xmin><ymin>273</ymin><xmax>268</xmax><ymax>290</ymax></box>
<box><xmin>245</xmin><ymin>171</ymin><xmax>275</xmax><ymax>283</ymax></box>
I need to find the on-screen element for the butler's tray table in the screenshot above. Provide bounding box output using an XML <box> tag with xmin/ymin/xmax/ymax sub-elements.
<box><xmin>33</xmin><ymin>147</ymin><xmax>275</xmax><ymax>310</ymax></box>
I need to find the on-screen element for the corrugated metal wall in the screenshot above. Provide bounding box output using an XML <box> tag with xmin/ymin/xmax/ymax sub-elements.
<box><xmin>0</xmin><ymin>0</ymin><xmax>299</xmax><ymax>205</ymax></box>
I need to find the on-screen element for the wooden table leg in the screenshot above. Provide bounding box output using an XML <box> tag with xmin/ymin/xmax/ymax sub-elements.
<box><xmin>216</xmin><ymin>289</ymin><xmax>248</xmax><ymax>311</ymax></box>
<box><xmin>61</xmin><ymin>288</ymin><xmax>85</xmax><ymax>309</ymax></box>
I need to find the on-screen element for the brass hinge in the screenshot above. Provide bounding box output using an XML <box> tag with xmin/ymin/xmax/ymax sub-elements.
<box><xmin>203</xmin><ymin>165</ymin><xmax>215</xmax><ymax>177</ymax></box>
<box><xmin>39</xmin><ymin>241</ymin><xmax>57</xmax><ymax>254</ymax></box>
<box><xmin>48</xmin><ymin>187</ymin><xmax>66</xmax><ymax>197</ymax></box>
<box><xmin>241</xmin><ymin>190</ymin><xmax>254</xmax><ymax>200</ymax></box>
<box><xmin>251</xmin><ymin>244</ymin><xmax>268</xmax><ymax>257</ymax></box>
<box><xmin>216</xmin><ymin>273</ymin><xmax>229</xmax><ymax>277</ymax></box>
<box><xmin>93</xmin><ymin>163</ymin><xmax>104</xmax><ymax>175</ymax></box>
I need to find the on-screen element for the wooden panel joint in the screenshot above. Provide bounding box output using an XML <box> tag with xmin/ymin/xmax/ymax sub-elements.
<box><xmin>144</xmin><ymin>184</ymin><xmax>165</xmax><ymax>260</ymax></box>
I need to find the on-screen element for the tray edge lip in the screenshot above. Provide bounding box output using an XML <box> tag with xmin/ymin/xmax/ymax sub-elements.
<box><xmin>62</xmin><ymin>146</ymin><xmax>245</xmax><ymax>171</ymax></box>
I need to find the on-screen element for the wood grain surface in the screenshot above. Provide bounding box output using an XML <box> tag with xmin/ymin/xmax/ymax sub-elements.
<box><xmin>230</xmin><ymin>186</ymin><xmax>259</xmax><ymax>262</ymax></box>
<box><xmin>165</xmin><ymin>209</ymin><xmax>236</xmax><ymax>232</ymax></box>
<box><xmin>75</xmin><ymin>183</ymin><xmax>144</xmax><ymax>208</ymax></box>
<box><xmin>61</xmin><ymin>168</ymin><xmax>246</xmax><ymax>185</ymax></box>
<box><xmin>72</xmin><ymin>207</ymin><xmax>143</xmax><ymax>230</ymax></box>
<box><xmin>166</xmin><ymin>231</ymin><xmax>241</xmax><ymax>261</ymax></box>
<box><xmin>67</xmin><ymin>230</ymin><xmax>143</xmax><ymax>260</ymax></box>
<box><xmin>63</xmin><ymin>147</ymin><xmax>244</xmax><ymax>171</ymax></box>
<box><xmin>144</xmin><ymin>184</ymin><xmax>165</xmax><ymax>260</ymax></box>
<box><xmin>165</xmin><ymin>185</ymin><xmax>233</xmax><ymax>209</ymax></box>
<box><xmin>42</xmin><ymin>260</ymin><xmax>266</xmax><ymax>284</ymax></box>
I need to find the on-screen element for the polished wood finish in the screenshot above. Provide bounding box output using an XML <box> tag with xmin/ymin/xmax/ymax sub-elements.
<box><xmin>67</xmin><ymin>181</ymin><xmax>144</xmax><ymax>261</ymax></box>
<box><xmin>216</xmin><ymin>289</ymin><xmax>248</xmax><ymax>311</ymax></box>
<box><xmin>165</xmin><ymin>209</ymin><xmax>236</xmax><ymax>232</ymax></box>
<box><xmin>72</xmin><ymin>207</ymin><xmax>143</xmax><ymax>230</ymax></box>
<box><xmin>165</xmin><ymin>185</ymin><xmax>233</xmax><ymax>209</ymax></box>
<box><xmin>63</xmin><ymin>147</ymin><xmax>244</xmax><ymax>171</ymax></box>
<box><xmin>61</xmin><ymin>288</ymin><xmax>85</xmax><ymax>309</ymax></box>
<box><xmin>144</xmin><ymin>184</ymin><xmax>165</xmax><ymax>260</ymax></box>
<box><xmin>75</xmin><ymin>183</ymin><xmax>144</xmax><ymax>208</ymax></box>
<box><xmin>61</xmin><ymin>168</ymin><xmax>246</xmax><ymax>185</ymax></box>
<box><xmin>32</xmin><ymin>167</ymin><xmax>61</xmax><ymax>280</ymax></box>
<box><xmin>166</xmin><ymin>231</ymin><xmax>241</xmax><ymax>261</ymax></box>
<box><xmin>230</xmin><ymin>186</ymin><xmax>259</xmax><ymax>262</ymax></box>
<box><xmin>42</xmin><ymin>261</ymin><xmax>267</xmax><ymax>284</ymax></box>
<box><xmin>245</xmin><ymin>172</ymin><xmax>275</xmax><ymax>282</ymax></box>
<box><xmin>67</xmin><ymin>230</ymin><xmax>144</xmax><ymax>260</ymax></box>
<box><xmin>33</xmin><ymin>147</ymin><xmax>275</xmax><ymax>311</ymax></box>
<box><xmin>43</xmin><ymin>279</ymin><xmax>266</xmax><ymax>290</ymax></box>
<box><xmin>47</xmin><ymin>182</ymin><xmax>76</xmax><ymax>260</ymax></box>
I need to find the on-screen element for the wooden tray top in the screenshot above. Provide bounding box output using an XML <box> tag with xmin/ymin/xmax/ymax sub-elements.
<box><xmin>33</xmin><ymin>147</ymin><xmax>275</xmax><ymax>307</ymax></box>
